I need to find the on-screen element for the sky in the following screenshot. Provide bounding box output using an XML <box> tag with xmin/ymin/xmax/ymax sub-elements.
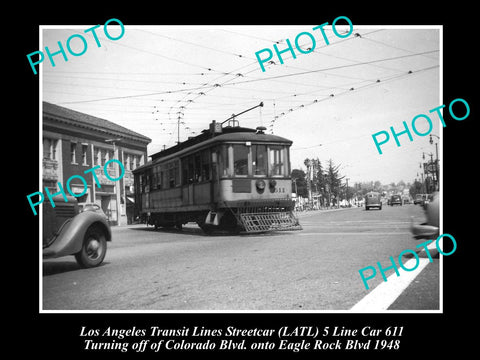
<box><xmin>40</xmin><ymin>23</ymin><xmax>441</xmax><ymax>186</ymax></box>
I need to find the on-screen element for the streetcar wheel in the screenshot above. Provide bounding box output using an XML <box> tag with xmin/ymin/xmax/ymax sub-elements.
<box><xmin>219</xmin><ymin>211</ymin><xmax>241</xmax><ymax>234</ymax></box>
<box><xmin>197</xmin><ymin>222</ymin><xmax>214</xmax><ymax>234</ymax></box>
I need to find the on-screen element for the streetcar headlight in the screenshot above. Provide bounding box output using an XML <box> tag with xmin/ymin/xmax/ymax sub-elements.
<box><xmin>269</xmin><ymin>179</ymin><xmax>277</xmax><ymax>188</ymax></box>
<box><xmin>256</xmin><ymin>179</ymin><xmax>266</xmax><ymax>190</ymax></box>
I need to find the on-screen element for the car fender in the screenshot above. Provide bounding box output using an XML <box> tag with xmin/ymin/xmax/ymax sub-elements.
<box><xmin>410</xmin><ymin>192</ymin><xmax>439</xmax><ymax>239</ymax></box>
<box><xmin>43</xmin><ymin>211</ymin><xmax>111</xmax><ymax>259</ymax></box>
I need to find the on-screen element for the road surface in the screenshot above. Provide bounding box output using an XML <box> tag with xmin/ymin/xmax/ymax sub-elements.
<box><xmin>42</xmin><ymin>204</ymin><xmax>439</xmax><ymax>311</ymax></box>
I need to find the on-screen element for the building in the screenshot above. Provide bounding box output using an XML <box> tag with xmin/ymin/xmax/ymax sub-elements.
<box><xmin>42</xmin><ymin>102</ymin><xmax>151</xmax><ymax>225</ymax></box>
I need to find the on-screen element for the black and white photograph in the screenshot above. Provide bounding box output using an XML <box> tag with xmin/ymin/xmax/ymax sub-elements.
<box><xmin>16</xmin><ymin>5</ymin><xmax>477</xmax><ymax>357</ymax></box>
<box><xmin>39</xmin><ymin>23</ymin><xmax>442</xmax><ymax>312</ymax></box>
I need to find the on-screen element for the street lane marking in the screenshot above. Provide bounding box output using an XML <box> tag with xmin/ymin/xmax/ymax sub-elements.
<box><xmin>350</xmin><ymin>242</ymin><xmax>437</xmax><ymax>312</ymax></box>
<box><xmin>297</xmin><ymin>232</ymin><xmax>413</xmax><ymax>236</ymax></box>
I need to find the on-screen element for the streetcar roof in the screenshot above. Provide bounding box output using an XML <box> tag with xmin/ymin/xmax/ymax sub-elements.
<box><xmin>134</xmin><ymin>129</ymin><xmax>292</xmax><ymax>172</ymax></box>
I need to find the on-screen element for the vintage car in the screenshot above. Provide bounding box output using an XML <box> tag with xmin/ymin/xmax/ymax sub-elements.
<box><xmin>389</xmin><ymin>194</ymin><xmax>402</xmax><ymax>206</ymax></box>
<box><xmin>365</xmin><ymin>191</ymin><xmax>382</xmax><ymax>210</ymax></box>
<box><xmin>411</xmin><ymin>191</ymin><xmax>439</xmax><ymax>239</ymax></box>
<box><xmin>43</xmin><ymin>195</ymin><xmax>111</xmax><ymax>268</ymax></box>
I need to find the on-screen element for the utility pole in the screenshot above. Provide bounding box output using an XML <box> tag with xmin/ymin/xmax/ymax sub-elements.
<box><xmin>346</xmin><ymin>177</ymin><xmax>349</xmax><ymax>204</ymax></box>
<box><xmin>177</xmin><ymin>116</ymin><xmax>181</xmax><ymax>144</ymax></box>
<box><xmin>105</xmin><ymin>138</ymin><xmax>123</xmax><ymax>225</ymax></box>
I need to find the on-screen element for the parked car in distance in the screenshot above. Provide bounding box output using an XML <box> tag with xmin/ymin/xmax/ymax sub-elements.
<box><xmin>390</xmin><ymin>194</ymin><xmax>402</xmax><ymax>206</ymax></box>
<box><xmin>365</xmin><ymin>191</ymin><xmax>382</xmax><ymax>210</ymax></box>
<box><xmin>414</xmin><ymin>193</ymin><xmax>427</xmax><ymax>205</ymax></box>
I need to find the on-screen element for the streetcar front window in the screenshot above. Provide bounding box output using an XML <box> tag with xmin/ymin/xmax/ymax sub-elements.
<box><xmin>252</xmin><ymin>144</ymin><xmax>267</xmax><ymax>176</ymax></box>
<box><xmin>233</xmin><ymin>144</ymin><xmax>248</xmax><ymax>176</ymax></box>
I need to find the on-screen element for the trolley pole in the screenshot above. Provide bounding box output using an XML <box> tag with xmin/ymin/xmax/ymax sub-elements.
<box><xmin>221</xmin><ymin>102</ymin><xmax>264</xmax><ymax>125</ymax></box>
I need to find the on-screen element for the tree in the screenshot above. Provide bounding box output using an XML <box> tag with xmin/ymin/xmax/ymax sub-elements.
<box><xmin>409</xmin><ymin>179</ymin><xmax>423</xmax><ymax>198</ymax></box>
<box><xmin>291</xmin><ymin>169</ymin><xmax>308</xmax><ymax>197</ymax></box>
<box><xmin>325</xmin><ymin>159</ymin><xmax>344</xmax><ymax>206</ymax></box>
<box><xmin>313</xmin><ymin>158</ymin><xmax>325</xmax><ymax>195</ymax></box>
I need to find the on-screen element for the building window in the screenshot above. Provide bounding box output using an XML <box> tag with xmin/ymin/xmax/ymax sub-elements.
<box><xmin>130</xmin><ymin>155</ymin><xmax>136</xmax><ymax>170</ymax></box>
<box><xmin>102</xmin><ymin>150</ymin><xmax>108</xmax><ymax>166</ymax></box>
<box><xmin>82</xmin><ymin>144</ymin><xmax>88</xmax><ymax>165</ymax></box>
<box><xmin>125</xmin><ymin>154</ymin><xmax>131</xmax><ymax>170</ymax></box>
<box><xmin>43</xmin><ymin>138</ymin><xmax>57</xmax><ymax>160</ymax></box>
<box><xmin>70</xmin><ymin>142</ymin><xmax>77</xmax><ymax>164</ymax></box>
<box><xmin>94</xmin><ymin>148</ymin><xmax>100</xmax><ymax>165</ymax></box>
<box><xmin>125</xmin><ymin>153</ymin><xmax>139</xmax><ymax>170</ymax></box>
<box><xmin>108</xmin><ymin>151</ymin><xmax>114</xmax><ymax>167</ymax></box>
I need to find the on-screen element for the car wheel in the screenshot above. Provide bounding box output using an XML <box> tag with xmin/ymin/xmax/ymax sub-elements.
<box><xmin>75</xmin><ymin>226</ymin><xmax>107</xmax><ymax>268</ymax></box>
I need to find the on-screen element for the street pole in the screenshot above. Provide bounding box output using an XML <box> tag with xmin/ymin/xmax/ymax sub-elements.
<box><xmin>430</xmin><ymin>134</ymin><xmax>440</xmax><ymax>191</ymax></box>
<box><xmin>304</xmin><ymin>158</ymin><xmax>312</xmax><ymax>208</ymax></box>
<box><xmin>106</xmin><ymin>138</ymin><xmax>122</xmax><ymax>225</ymax></box>
<box><xmin>346</xmin><ymin>177</ymin><xmax>349</xmax><ymax>205</ymax></box>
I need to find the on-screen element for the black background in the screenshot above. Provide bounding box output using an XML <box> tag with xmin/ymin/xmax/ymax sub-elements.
<box><xmin>14</xmin><ymin>3</ymin><xmax>476</xmax><ymax>358</ymax></box>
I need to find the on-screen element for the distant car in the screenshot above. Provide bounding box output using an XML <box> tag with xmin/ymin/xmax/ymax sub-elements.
<box><xmin>390</xmin><ymin>195</ymin><xmax>402</xmax><ymax>206</ymax></box>
<box><xmin>414</xmin><ymin>194</ymin><xmax>428</xmax><ymax>206</ymax></box>
<box><xmin>365</xmin><ymin>191</ymin><xmax>382</xmax><ymax>210</ymax></box>
<box><xmin>78</xmin><ymin>203</ymin><xmax>108</xmax><ymax>220</ymax></box>
<box><xmin>414</xmin><ymin>194</ymin><xmax>423</xmax><ymax>205</ymax></box>
<box><xmin>411</xmin><ymin>191</ymin><xmax>439</xmax><ymax>239</ymax></box>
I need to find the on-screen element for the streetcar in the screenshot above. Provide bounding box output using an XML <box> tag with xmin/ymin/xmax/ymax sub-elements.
<box><xmin>133</xmin><ymin>103</ymin><xmax>301</xmax><ymax>234</ymax></box>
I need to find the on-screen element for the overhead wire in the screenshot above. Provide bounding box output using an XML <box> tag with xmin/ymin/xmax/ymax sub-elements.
<box><xmin>47</xmin><ymin>27</ymin><xmax>439</xmax><ymax>151</ymax></box>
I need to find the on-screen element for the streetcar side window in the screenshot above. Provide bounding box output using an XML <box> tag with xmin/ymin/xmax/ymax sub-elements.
<box><xmin>152</xmin><ymin>164</ymin><xmax>162</xmax><ymax>190</ymax></box>
<box><xmin>175</xmin><ymin>160</ymin><xmax>180</xmax><ymax>186</ymax></box>
<box><xmin>181</xmin><ymin>158</ymin><xmax>188</xmax><ymax>185</ymax></box>
<box><xmin>181</xmin><ymin>153</ymin><xmax>210</xmax><ymax>184</ymax></box>
<box><xmin>269</xmin><ymin>145</ymin><xmax>285</xmax><ymax>176</ymax></box>
<box><xmin>233</xmin><ymin>144</ymin><xmax>248</xmax><ymax>176</ymax></box>
<box><xmin>187</xmin><ymin>156</ymin><xmax>195</xmax><ymax>184</ymax></box>
<box><xmin>168</xmin><ymin>160</ymin><xmax>179</xmax><ymax>187</ymax></box>
<box><xmin>201</xmin><ymin>149</ymin><xmax>211</xmax><ymax>181</ymax></box>
<box><xmin>194</xmin><ymin>153</ymin><xmax>202</xmax><ymax>182</ymax></box>
<box><xmin>168</xmin><ymin>163</ymin><xmax>175</xmax><ymax>188</ymax></box>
